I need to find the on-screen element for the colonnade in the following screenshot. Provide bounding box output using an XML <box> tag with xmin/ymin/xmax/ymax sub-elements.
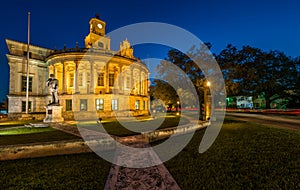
<box><xmin>48</xmin><ymin>59</ymin><xmax>149</xmax><ymax>96</ymax></box>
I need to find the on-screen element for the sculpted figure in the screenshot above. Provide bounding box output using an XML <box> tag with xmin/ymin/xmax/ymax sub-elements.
<box><xmin>46</xmin><ymin>74</ymin><xmax>59</xmax><ymax>105</ymax></box>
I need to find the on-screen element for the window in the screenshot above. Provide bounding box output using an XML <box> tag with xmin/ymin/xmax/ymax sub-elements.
<box><xmin>135</xmin><ymin>100</ymin><xmax>140</xmax><ymax>110</ymax></box>
<box><xmin>66</xmin><ymin>99</ymin><xmax>72</xmax><ymax>111</ymax></box>
<box><xmin>96</xmin><ymin>99</ymin><xmax>104</xmax><ymax>110</ymax></box>
<box><xmin>80</xmin><ymin>99</ymin><xmax>88</xmax><ymax>111</ymax></box>
<box><xmin>97</xmin><ymin>73</ymin><xmax>104</xmax><ymax>86</ymax></box>
<box><xmin>69</xmin><ymin>73</ymin><xmax>74</xmax><ymax>87</ymax></box>
<box><xmin>111</xmin><ymin>99</ymin><xmax>118</xmax><ymax>110</ymax></box>
<box><xmin>21</xmin><ymin>76</ymin><xmax>32</xmax><ymax>92</ymax></box>
<box><xmin>109</xmin><ymin>74</ymin><xmax>114</xmax><ymax>86</ymax></box>
<box><xmin>21</xmin><ymin>101</ymin><xmax>32</xmax><ymax>112</ymax></box>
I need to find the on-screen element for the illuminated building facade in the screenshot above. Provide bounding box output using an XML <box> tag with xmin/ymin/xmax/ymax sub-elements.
<box><xmin>6</xmin><ymin>15</ymin><xmax>150</xmax><ymax>120</ymax></box>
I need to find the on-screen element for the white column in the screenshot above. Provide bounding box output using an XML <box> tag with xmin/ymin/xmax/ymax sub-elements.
<box><xmin>74</xmin><ymin>60</ymin><xmax>79</xmax><ymax>94</ymax></box>
<box><xmin>62</xmin><ymin>61</ymin><xmax>67</xmax><ymax>94</ymax></box>
<box><xmin>105</xmin><ymin>63</ymin><xmax>110</xmax><ymax>93</ymax></box>
<box><xmin>90</xmin><ymin>60</ymin><xmax>94</xmax><ymax>94</ymax></box>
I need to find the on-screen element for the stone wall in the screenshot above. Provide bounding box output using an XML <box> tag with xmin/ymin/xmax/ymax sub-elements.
<box><xmin>0</xmin><ymin>139</ymin><xmax>116</xmax><ymax>161</ymax></box>
<box><xmin>8</xmin><ymin>113</ymin><xmax>46</xmax><ymax>121</ymax></box>
<box><xmin>142</xmin><ymin>121</ymin><xmax>211</xmax><ymax>142</ymax></box>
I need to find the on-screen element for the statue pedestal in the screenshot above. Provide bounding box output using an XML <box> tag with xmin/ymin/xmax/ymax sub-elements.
<box><xmin>43</xmin><ymin>105</ymin><xmax>64</xmax><ymax>123</ymax></box>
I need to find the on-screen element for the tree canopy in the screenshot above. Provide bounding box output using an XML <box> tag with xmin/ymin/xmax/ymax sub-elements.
<box><xmin>150</xmin><ymin>43</ymin><xmax>300</xmax><ymax>109</ymax></box>
<box><xmin>217</xmin><ymin>45</ymin><xmax>299</xmax><ymax>109</ymax></box>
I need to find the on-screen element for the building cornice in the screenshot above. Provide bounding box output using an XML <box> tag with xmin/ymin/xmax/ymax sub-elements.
<box><xmin>6</xmin><ymin>39</ymin><xmax>53</xmax><ymax>52</ymax></box>
<box><xmin>6</xmin><ymin>54</ymin><xmax>48</xmax><ymax>67</ymax></box>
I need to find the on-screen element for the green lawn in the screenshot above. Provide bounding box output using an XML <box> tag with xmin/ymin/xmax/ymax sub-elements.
<box><xmin>80</xmin><ymin>114</ymin><xmax>190</xmax><ymax>137</ymax></box>
<box><xmin>0</xmin><ymin>114</ymin><xmax>188</xmax><ymax>145</ymax></box>
<box><xmin>163</xmin><ymin>119</ymin><xmax>300</xmax><ymax>189</ymax></box>
<box><xmin>1</xmin><ymin>117</ymin><xmax>300</xmax><ymax>189</ymax></box>
<box><xmin>0</xmin><ymin>120</ymin><xmax>39</xmax><ymax>128</ymax></box>
<box><xmin>0</xmin><ymin>153</ymin><xmax>111</xmax><ymax>190</ymax></box>
<box><xmin>0</xmin><ymin>127</ymin><xmax>81</xmax><ymax>146</ymax></box>
<box><xmin>0</xmin><ymin>127</ymin><xmax>55</xmax><ymax>135</ymax></box>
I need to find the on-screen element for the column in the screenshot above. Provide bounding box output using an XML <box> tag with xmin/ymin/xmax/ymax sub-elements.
<box><xmin>118</xmin><ymin>65</ymin><xmax>123</xmax><ymax>92</ymax></box>
<box><xmin>130</xmin><ymin>67</ymin><xmax>134</xmax><ymax>94</ymax></box>
<box><xmin>62</xmin><ymin>61</ymin><xmax>67</xmax><ymax>94</ymax></box>
<box><xmin>49</xmin><ymin>65</ymin><xmax>54</xmax><ymax>75</ymax></box>
<box><xmin>90</xmin><ymin>60</ymin><xmax>94</xmax><ymax>94</ymax></box>
<box><xmin>53</xmin><ymin>64</ymin><xmax>56</xmax><ymax>77</ymax></box>
<box><xmin>74</xmin><ymin>60</ymin><xmax>79</xmax><ymax>94</ymax></box>
<box><xmin>138</xmin><ymin>68</ymin><xmax>142</xmax><ymax>95</ymax></box>
<box><xmin>105</xmin><ymin>63</ymin><xmax>109</xmax><ymax>93</ymax></box>
<box><xmin>141</xmin><ymin>72</ymin><xmax>145</xmax><ymax>96</ymax></box>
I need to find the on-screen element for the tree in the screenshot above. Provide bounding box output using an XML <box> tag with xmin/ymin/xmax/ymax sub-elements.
<box><xmin>154</xmin><ymin>48</ymin><xmax>202</xmax><ymax>108</ymax></box>
<box><xmin>216</xmin><ymin>44</ymin><xmax>241</xmax><ymax>96</ymax></box>
<box><xmin>153</xmin><ymin>43</ymin><xmax>226</xmax><ymax>111</ymax></box>
<box><xmin>149</xmin><ymin>79</ymin><xmax>178</xmax><ymax>109</ymax></box>
<box><xmin>217</xmin><ymin>44</ymin><xmax>298</xmax><ymax>109</ymax></box>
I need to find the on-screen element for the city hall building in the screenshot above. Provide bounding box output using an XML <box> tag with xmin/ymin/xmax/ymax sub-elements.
<box><xmin>6</xmin><ymin>15</ymin><xmax>150</xmax><ymax>120</ymax></box>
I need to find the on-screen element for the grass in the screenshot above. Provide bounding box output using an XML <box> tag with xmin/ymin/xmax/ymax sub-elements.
<box><xmin>0</xmin><ymin>120</ymin><xmax>39</xmax><ymax>128</ymax></box>
<box><xmin>161</xmin><ymin>118</ymin><xmax>300</xmax><ymax>189</ymax></box>
<box><xmin>0</xmin><ymin>127</ymin><xmax>55</xmax><ymax>135</ymax></box>
<box><xmin>79</xmin><ymin>114</ymin><xmax>190</xmax><ymax>137</ymax></box>
<box><xmin>1</xmin><ymin>118</ymin><xmax>300</xmax><ymax>189</ymax></box>
<box><xmin>0</xmin><ymin>127</ymin><xmax>81</xmax><ymax>146</ymax></box>
<box><xmin>0</xmin><ymin>113</ymin><xmax>188</xmax><ymax>145</ymax></box>
<box><xmin>0</xmin><ymin>153</ymin><xmax>111</xmax><ymax>190</ymax></box>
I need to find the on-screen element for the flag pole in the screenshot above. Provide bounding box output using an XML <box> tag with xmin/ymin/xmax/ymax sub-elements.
<box><xmin>25</xmin><ymin>12</ymin><xmax>31</xmax><ymax>114</ymax></box>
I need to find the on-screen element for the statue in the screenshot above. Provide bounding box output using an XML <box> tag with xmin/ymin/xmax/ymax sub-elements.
<box><xmin>119</xmin><ymin>39</ymin><xmax>134</xmax><ymax>59</ymax></box>
<box><xmin>46</xmin><ymin>74</ymin><xmax>59</xmax><ymax>105</ymax></box>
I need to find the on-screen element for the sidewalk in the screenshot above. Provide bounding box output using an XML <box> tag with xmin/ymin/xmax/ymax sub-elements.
<box><xmin>104</xmin><ymin>137</ymin><xmax>181</xmax><ymax>190</ymax></box>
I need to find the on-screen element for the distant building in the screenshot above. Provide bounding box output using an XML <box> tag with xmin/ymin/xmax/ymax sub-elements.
<box><xmin>227</xmin><ymin>94</ymin><xmax>290</xmax><ymax>109</ymax></box>
<box><xmin>236</xmin><ymin>96</ymin><xmax>253</xmax><ymax>109</ymax></box>
<box><xmin>6</xmin><ymin>15</ymin><xmax>150</xmax><ymax>120</ymax></box>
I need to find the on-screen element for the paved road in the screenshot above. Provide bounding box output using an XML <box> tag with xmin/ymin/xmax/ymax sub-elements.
<box><xmin>225</xmin><ymin>112</ymin><xmax>300</xmax><ymax>131</ymax></box>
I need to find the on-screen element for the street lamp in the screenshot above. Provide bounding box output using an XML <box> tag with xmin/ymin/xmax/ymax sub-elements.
<box><xmin>206</xmin><ymin>81</ymin><xmax>211</xmax><ymax>87</ymax></box>
<box><xmin>176</xmin><ymin>101</ymin><xmax>180</xmax><ymax>115</ymax></box>
<box><xmin>204</xmin><ymin>80</ymin><xmax>212</xmax><ymax>121</ymax></box>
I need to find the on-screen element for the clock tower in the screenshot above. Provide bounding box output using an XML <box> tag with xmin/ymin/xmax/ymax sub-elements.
<box><xmin>85</xmin><ymin>14</ymin><xmax>110</xmax><ymax>49</ymax></box>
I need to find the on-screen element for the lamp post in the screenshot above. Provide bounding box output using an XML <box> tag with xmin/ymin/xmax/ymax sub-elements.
<box><xmin>176</xmin><ymin>101</ymin><xmax>180</xmax><ymax>115</ymax></box>
<box><xmin>25</xmin><ymin>12</ymin><xmax>31</xmax><ymax>114</ymax></box>
<box><xmin>204</xmin><ymin>81</ymin><xmax>211</xmax><ymax>121</ymax></box>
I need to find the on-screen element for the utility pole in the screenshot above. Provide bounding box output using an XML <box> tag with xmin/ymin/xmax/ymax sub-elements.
<box><xmin>25</xmin><ymin>12</ymin><xmax>31</xmax><ymax>114</ymax></box>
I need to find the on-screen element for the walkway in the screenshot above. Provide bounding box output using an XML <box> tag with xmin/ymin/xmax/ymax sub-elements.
<box><xmin>104</xmin><ymin>137</ymin><xmax>181</xmax><ymax>190</ymax></box>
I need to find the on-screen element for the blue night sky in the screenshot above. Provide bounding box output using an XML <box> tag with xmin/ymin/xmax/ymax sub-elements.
<box><xmin>0</xmin><ymin>0</ymin><xmax>299</xmax><ymax>100</ymax></box>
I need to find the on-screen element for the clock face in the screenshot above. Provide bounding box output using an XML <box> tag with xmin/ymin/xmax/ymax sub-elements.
<box><xmin>97</xmin><ymin>23</ymin><xmax>103</xmax><ymax>29</ymax></box>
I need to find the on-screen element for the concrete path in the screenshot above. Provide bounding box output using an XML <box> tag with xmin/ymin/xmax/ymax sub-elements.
<box><xmin>50</xmin><ymin>122</ymin><xmax>82</xmax><ymax>137</ymax></box>
<box><xmin>104</xmin><ymin>138</ymin><xmax>181</xmax><ymax>190</ymax></box>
